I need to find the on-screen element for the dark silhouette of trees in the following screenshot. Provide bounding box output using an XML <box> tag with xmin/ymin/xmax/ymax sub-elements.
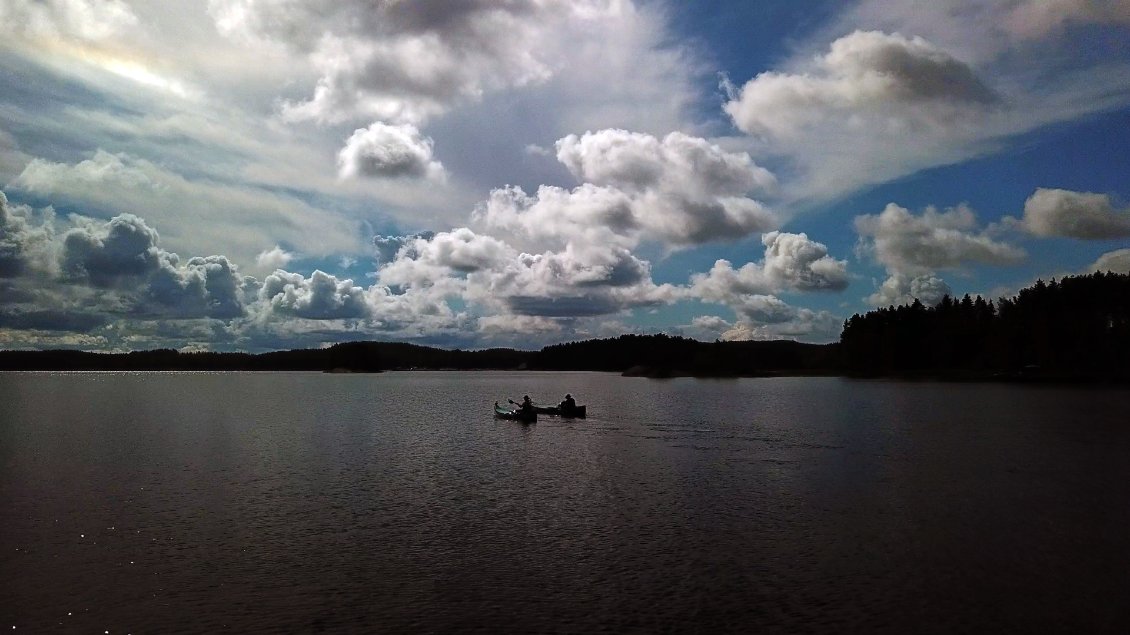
<box><xmin>531</xmin><ymin>334</ymin><xmax>838</xmax><ymax>376</ymax></box>
<box><xmin>840</xmin><ymin>272</ymin><xmax>1130</xmax><ymax>380</ymax></box>
<box><xmin>0</xmin><ymin>334</ymin><xmax>840</xmax><ymax>376</ymax></box>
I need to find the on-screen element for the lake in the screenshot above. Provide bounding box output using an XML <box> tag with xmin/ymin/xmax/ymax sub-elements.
<box><xmin>1</xmin><ymin>372</ymin><xmax>1128</xmax><ymax>633</ymax></box>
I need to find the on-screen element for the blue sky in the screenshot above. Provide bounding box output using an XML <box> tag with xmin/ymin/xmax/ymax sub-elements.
<box><xmin>1</xmin><ymin>0</ymin><xmax>1129</xmax><ymax>352</ymax></box>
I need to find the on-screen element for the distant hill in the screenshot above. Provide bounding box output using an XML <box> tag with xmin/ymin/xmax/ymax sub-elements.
<box><xmin>0</xmin><ymin>336</ymin><xmax>838</xmax><ymax>376</ymax></box>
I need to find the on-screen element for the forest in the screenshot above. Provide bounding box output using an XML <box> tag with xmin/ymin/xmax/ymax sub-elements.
<box><xmin>839</xmin><ymin>272</ymin><xmax>1130</xmax><ymax>380</ymax></box>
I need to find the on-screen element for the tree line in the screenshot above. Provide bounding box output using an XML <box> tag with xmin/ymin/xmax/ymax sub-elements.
<box><xmin>0</xmin><ymin>334</ymin><xmax>838</xmax><ymax>376</ymax></box>
<box><xmin>839</xmin><ymin>271</ymin><xmax>1130</xmax><ymax>380</ymax></box>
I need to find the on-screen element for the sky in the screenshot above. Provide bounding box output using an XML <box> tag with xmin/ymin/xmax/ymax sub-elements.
<box><xmin>1</xmin><ymin>0</ymin><xmax>1129</xmax><ymax>352</ymax></box>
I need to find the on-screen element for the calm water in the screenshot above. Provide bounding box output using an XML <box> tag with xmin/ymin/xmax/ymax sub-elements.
<box><xmin>1</xmin><ymin>372</ymin><xmax>1128</xmax><ymax>633</ymax></box>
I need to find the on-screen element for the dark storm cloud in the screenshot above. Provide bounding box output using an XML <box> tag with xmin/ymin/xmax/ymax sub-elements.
<box><xmin>571</xmin><ymin>251</ymin><xmax>649</xmax><ymax>288</ymax></box>
<box><xmin>146</xmin><ymin>255</ymin><xmax>248</xmax><ymax>319</ymax></box>
<box><xmin>60</xmin><ymin>213</ymin><xmax>162</xmax><ymax>286</ymax></box>
<box><xmin>2</xmin><ymin>206</ymin><xmax>251</xmax><ymax>322</ymax></box>
<box><xmin>57</xmin><ymin>213</ymin><xmax>249</xmax><ymax>318</ymax></box>
<box><xmin>0</xmin><ymin>308</ymin><xmax>108</xmax><ymax>332</ymax></box>
<box><xmin>506</xmin><ymin>294</ymin><xmax>623</xmax><ymax>317</ymax></box>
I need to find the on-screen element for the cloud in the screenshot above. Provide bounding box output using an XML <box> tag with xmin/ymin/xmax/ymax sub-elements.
<box><xmin>0</xmin><ymin>307</ymin><xmax>109</xmax><ymax>333</ymax></box>
<box><xmin>375</xmin><ymin>226</ymin><xmax>675</xmax><ymax>319</ymax></box>
<box><xmin>58</xmin><ymin>213</ymin><xmax>250</xmax><ymax>318</ymax></box>
<box><xmin>686</xmin><ymin>314</ymin><xmax>731</xmax><ymax>340</ymax></box>
<box><xmin>11</xmin><ymin>150</ymin><xmax>364</xmax><ymax>265</ymax></box>
<box><xmin>0</xmin><ymin>0</ymin><xmax>137</xmax><ymax>41</ymax></box>
<box><xmin>1088</xmin><ymin>248</ymin><xmax>1130</xmax><ymax>274</ymax></box>
<box><xmin>369</xmin><ymin>209</ymin><xmax>686</xmax><ymax>324</ymax></box>
<box><xmin>254</xmin><ymin>245</ymin><xmax>294</xmax><ymax>272</ymax></box>
<box><xmin>554</xmin><ymin>130</ymin><xmax>777</xmax><ymax>245</ymax></box>
<box><xmin>60</xmin><ymin>213</ymin><xmax>164</xmax><ymax>286</ymax></box>
<box><xmin>725</xmin><ymin>31</ymin><xmax>998</xmax><ymax>141</ymax></box>
<box><xmin>507</xmin><ymin>247</ymin><xmax>657</xmax><ymax>298</ymax></box>
<box><xmin>147</xmin><ymin>255</ymin><xmax>248</xmax><ymax>319</ymax></box>
<box><xmin>208</xmin><ymin>0</ymin><xmax>624</xmax><ymax>125</ymax></box>
<box><xmin>556</xmin><ymin>129</ymin><xmax>775</xmax><ymax>196</ymax></box>
<box><xmin>719</xmin><ymin>308</ymin><xmax>841</xmax><ymax>343</ymax></box>
<box><xmin>867</xmin><ymin>273</ymin><xmax>953</xmax><ymax>307</ymax></box>
<box><xmin>2</xmin><ymin>193</ymin><xmax>685</xmax><ymax>345</ymax></box>
<box><xmin>718</xmin><ymin>30</ymin><xmax>1011</xmax><ymax>205</ymax></box>
<box><xmin>1</xmin><ymin>205</ymin><xmax>252</xmax><ymax>326</ymax></box>
<box><xmin>685</xmin><ymin>232</ymin><xmax>847</xmax><ymax>339</ymax></box>
<box><xmin>0</xmin><ymin>192</ymin><xmax>56</xmax><ymax>278</ymax></box>
<box><xmin>260</xmin><ymin>269</ymin><xmax>369</xmax><ymax>320</ymax></box>
<box><xmin>720</xmin><ymin>18</ymin><xmax>1130</xmax><ymax>206</ymax></box>
<box><xmin>474</xmin><ymin>130</ymin><xmax>779</xmax><ymax>251</ymax></box>
<box><xmin>373</xmin><ymin>231</ymin><xmax>435</xmax><ymax>266</ymax></box>
<box><xmin>1021</xmin><ymin>188</ymin><xmax>1130</xmax><ymax>239</ymax></box>
<box><xmin>732</xmin><ymin>294</ymin><xmax>798</xmax><ymax>324</ymax></box>
<box><xmin>829</xmin><ymin>0</ymin><xmax>1130</xmax><ymax>63</ymax></box>
<box><xmin>690</xmin><ymin>232</ymin><xmax>848</xmax><ymax>304</ymax></box>
<box><xmin>504</xmin><ymin>294</ymin><xmax>625</xmax><ymax>318</ymax></box>
<box><xmin>378</xmin><ymin>228</ymin><xmax>513</xmax><ymax>293</ymax></box>
<box><xmin>759</xmin><ymin>231</ymin><xmax>850</xmax><ymax>291</ymax></box>
<box><xmin>338</xmin><ymin>122</ymin><xmax>445</xmax><ymax>181</ymax></box>
<box><xmin>855</xmin><ymin>203</ymin><xmax>1025</xmax><ymax>276</ymax></box>
<box><xmin>1003</xmin><ymin>0</ymin><xmax>1130</xmax><ymax>39</ymax></box>
<box><xmin>474</xmin><ymin>183</ymin><xmax>639</xmax><ymax>253</ymax></box>
<box><xmin>478</xmin><ymin>313</ymin><xmax>562</xmax><ymax>337</ymax></box>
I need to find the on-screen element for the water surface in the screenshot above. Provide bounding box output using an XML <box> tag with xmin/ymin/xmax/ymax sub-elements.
<box><xmin>2</xmin><ymin>372</ymin><xmax>1128</xmax><ymax>632</ymax></box>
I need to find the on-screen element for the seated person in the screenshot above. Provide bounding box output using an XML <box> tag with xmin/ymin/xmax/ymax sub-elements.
<box><xmin>561</xmin><ymin>394</ymin><xmax>576</xmax><ymax>410</ymax></box>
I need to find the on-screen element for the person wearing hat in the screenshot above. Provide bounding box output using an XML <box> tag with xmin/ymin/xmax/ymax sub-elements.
<box><xmin>509</xmin><ymin>395</ymin><xmax>534</xmax><ymax>414</ymax></box>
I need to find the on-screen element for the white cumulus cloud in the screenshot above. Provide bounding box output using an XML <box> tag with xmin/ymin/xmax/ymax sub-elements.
<box><xmin>260</xmin><ymin>269</ymin><xmax>369</xmax><ymax>320</ymax></box>
<box><xmin>1021</xmin><ymin>188</ymin><xmax>1130</xmax><ymax>239</ymax></box>
<box><xmin>254</xmin><ymin>245</ymin><xmax>294</xmax><ymax>273</ymax></box>
<box><xmin>1088</xmin><ymin>248</ymin><xmax>1130</xmax><ymax>274</ymax></box>
<box><xmin>475</xmin><ymin>130</ymin><xmax>779</xmax><ymax>251</ymax></box>
<box><xmin>690</xmin><ymin>231</ymin><xmax>848</xmax><ymax>303</ymax></box>
<box><xmin>338</xmin><ymin>122</ymin><xmax>445</xmax><ymax>181</ymax></box>
<box><xmin>855</xmin><ymin>203</ymin><xmax>1025</xmax><ymax>276</ymax></box>
<box><xmin>867</xmin><ymin>273</ymin><xmax>953</xmax><ymax>307</ymax></box>
<box><xmin>725</xmin><ymin>30</ymin><xmax>998</xmax><ymax>141</ymax></box>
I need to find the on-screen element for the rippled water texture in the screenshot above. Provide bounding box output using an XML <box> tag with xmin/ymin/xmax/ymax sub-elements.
<box><xmin>2</xmin><ymin>372</ymin><xmax>1129</xmax><ymax>632</ymax></box>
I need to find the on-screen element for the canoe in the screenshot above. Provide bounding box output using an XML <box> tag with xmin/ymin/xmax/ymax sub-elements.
<box><xmin>532</xmin><ymin>404</ymin><xmax>587</xmax><ymax>418</ymax></box>
<box><xmin>494</xmin><ymin>403</ymin><xmax>537</xmax><ymax>423</ymax></box>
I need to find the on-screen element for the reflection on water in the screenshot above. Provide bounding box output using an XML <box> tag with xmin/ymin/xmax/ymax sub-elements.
<box><xmin>1</xmin><ymin>372</ymin><xmax>1128</xmax><ymax>632</ymax></box>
